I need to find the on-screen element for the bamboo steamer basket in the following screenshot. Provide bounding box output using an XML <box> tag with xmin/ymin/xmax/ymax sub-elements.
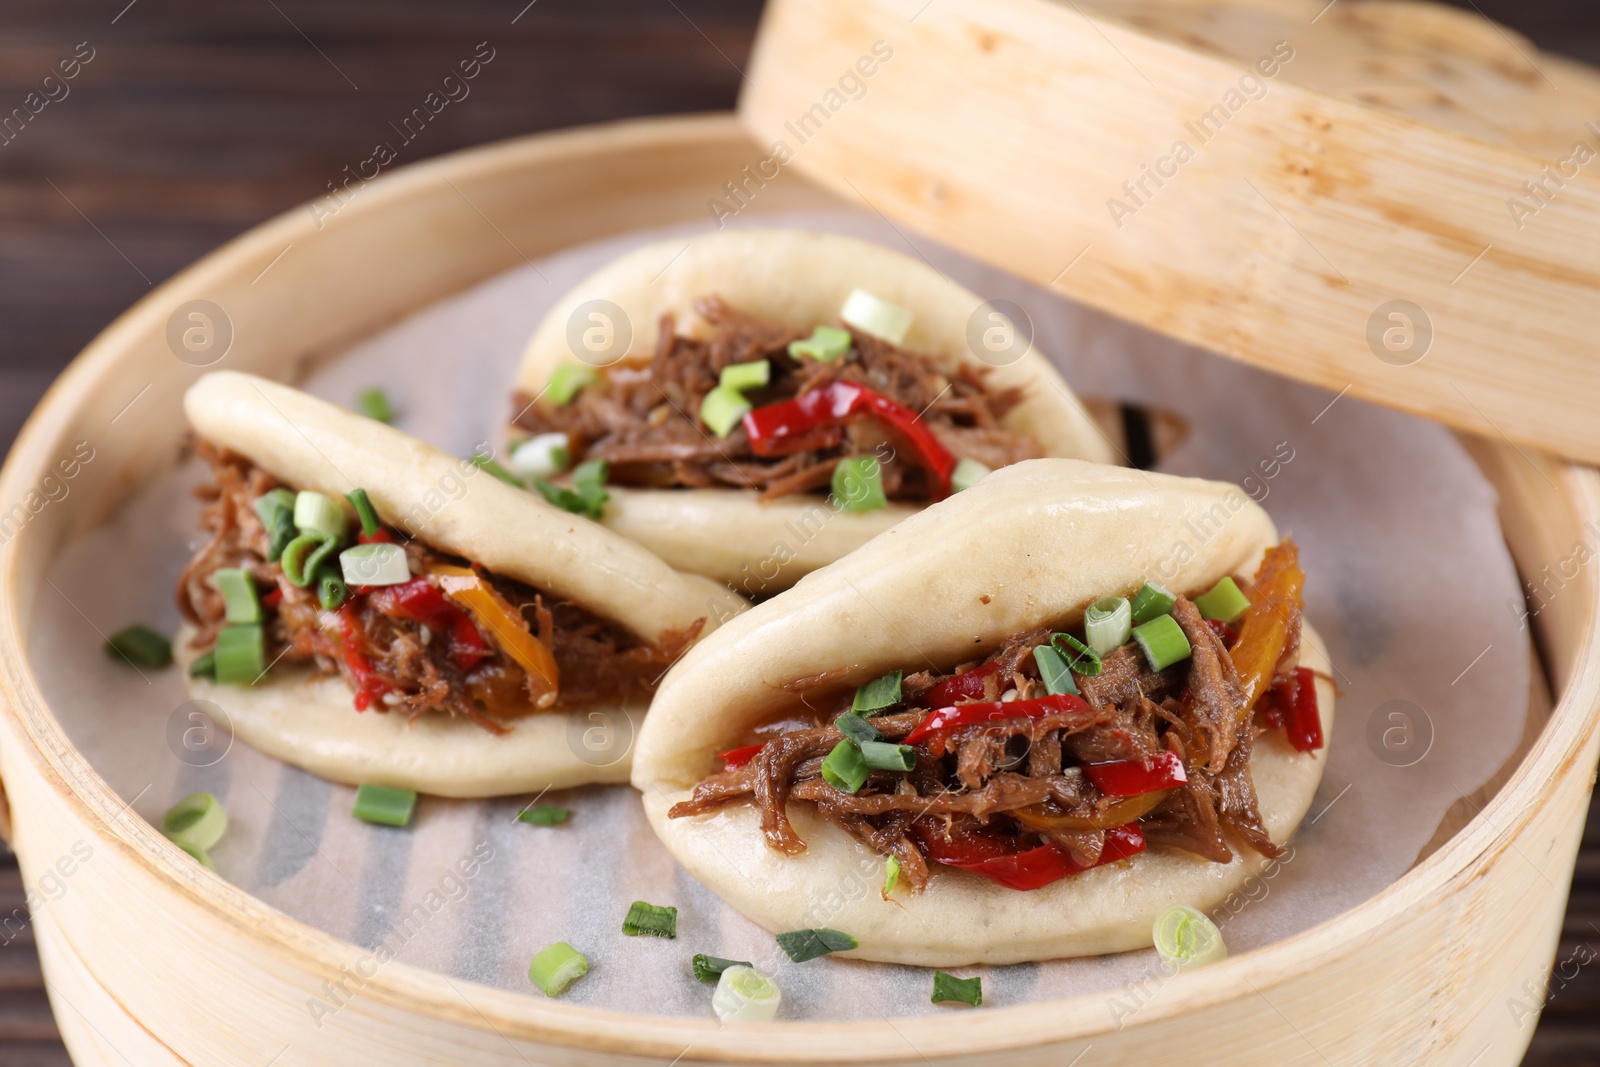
<box><xmin>0</xmin><ymin>71</ymin><xmax>1594</xmax><ymax>1067</ymax></box>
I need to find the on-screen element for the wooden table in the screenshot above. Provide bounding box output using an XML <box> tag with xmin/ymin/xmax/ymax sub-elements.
<box><xmin>0</xmin><ymin>1</ymin><xmax>1596</xmax><ymax>1063</ymax></box>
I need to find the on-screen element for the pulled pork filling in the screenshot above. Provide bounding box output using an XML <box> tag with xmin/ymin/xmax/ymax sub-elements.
<box><xmin>511</xmin><ymin>297</ymin><xmax>1043</xmax><ymax>502</ymax></box>
<box><xmin>670</xmin><ymin>542</ymin><xmax>1317</xmax><ymax>893</ymax></box>
<box><xmin>176</xmin><ymin>438</ymin><xmax>700</xmax><ymax>733</ymax></box>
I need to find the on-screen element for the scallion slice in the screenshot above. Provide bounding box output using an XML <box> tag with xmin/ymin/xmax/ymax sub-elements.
<box><xmin>345</xmin><ymin>488</ymin><xmax>380</xmax><ymax>537</ymax></box>
<box><xmin>840</xmin><ymin>289</ymin><xmax>913</xmax><ymax>345</ymax></box>
<box><xmin>775</xmin><ymin>928</ymin><xmax>858</xmax><ymax>963</ymax></box>
<box><xmin>851</xmin><ymin>670</ymin><xmax>903</xmax><ymax>714</ymax></box>
<box><xmin>259</xmin><ymin>501</ymin><xmax>297</xmax><ymax>563</ymax></box>
<box><xmin>160</xmin><ymin>792</ymin><xmax>228</xmax><ymax>852</ymax></box>
<box><xmin>1129</xmin><ymin>581</ymin><xmax>1177</xmax><ymax>624</ymax></box>
<box><xmin>1133</xmin><ymin>613</ymin><xmax>1192</xmax><ymax>671</ymax></box>
<box><xmin>510</xmin><ymin>433</ymin><xmax>570</xmax><ymax>479</ymax></box>
<box><xmin>214</xmin><ymin>568</ymin><xmax>261</xmax><ymax>625</ymax></box>
<box><xmin>834</xmin><ymin>711</ymin><xmax>882</xmax><ymax>746</ymax></box>
<box><xmin>700</xmin><ymin>385</ymin><xmax>752</xmax><ymax>438</ymax></box>
<box><xmin>693</xmin><ymin>954</ymin><xmax>752</xmax><ymax>983</ymax></box>
<box><xmin>1050</xmin><ymin>631</ymin><xmax>1103</xmax><ymax>676</ymax></box>
<box><xmin>339</xmin><ymin>543</ymin><xmax>411</xmax><ymax>586</ymax></box>
<box><xmin>188</xmin><ymin>649</ymin><xmax>216</xmax><ymax>679</ymax></box>
<box><xmin>931</xmin><ymin>971</ymin><xmax>983</xmax><ymax>1007</ymax></box>
<box><xmin>621</xmin><ymin>900</ymin><xmax>678</xmax><ymax>939</ymax></box>
<box><xmin>105</xmin><ymin>624</ymin><xmax>172</xmax><ymax>670</ymax></box>
<box><xmin>713</xmin><ymin>966</ymin><xmax>781</xmax><ymax>1023</ymax></box>
<box><xmin>1153</xmin><ymin>905</ymin><xmax>1227</xmax><ymax>971</ymax></box>
<box><xmin>316</xmin><ymin>567</ymin><xmax>350</xmax><ymax>611</ymax></box>
<box><xmin>517</xmin><ymin>805</ymin><xmax>571</xmax><ymax>826</ymax></box>
<box><xmin>546</xmin><ymin>364</ymin><xmax>598</xmax><ymax>405</ymax></box>
<box><xmin>719</xmin><ymin>359</ymin><xmax>771</xmax><ymax>393</ymax></box>
<box><xmin>1033</xmin><ymin>643</ymin><xmax>1079</xmax><ymax>695</ymax></box>
<box><xmin>1084</xmin><ymin>595</ymin><xmax>1132</xmax><ymax>656</ymax></box>
<box><xmin>471</xmin><ymin>453</ymin><xmax>525</xmax><ymax>488</ymax></box>
<box><xmin>1194</xmin><ymin>576</ymin><xmax>1251</xmax><ymax>625</ymax></box>
<box><xmin>951</xmin><ymin>457</ymin><xmax>991</xmax><ymax>493</ymax></box>
<box><xmin>213</xmin><ymin>624</ymin><xmax>265</xmax><ymax>685</ymax></box>
<box><xmin>832</xmin><ymin>456</ymin><xmax>887</xmax><ymax>512</ymax></box>
<box><xmin>352</xmin><ymin>783</ymin><xmax>417</xmax><ymax>827</ymax></box>
<box><xmin>293</xmin><ymin>490</ymin><xmax>349</xmax><ymax>540</ymax></box>
<box><xmin>787</xmin><ymin>325</ymin><xmax>851</xmax><ymax>362</ymax></box>
<box><xmin>883</xmin><ymin>855</ymin><xmax>901</xmax><ymax>896</ymax></box>
<box><xmin>528</xmin><ymin>942</ymin><xmax>588</xmax><ymax>997</ymax></box>
<box><xmin>254</xmin><ymin>488</ymin><xmax>295</xmax><ymax>521</ymax></box>
<box><xmin>178</xmin><ymin>842</ymin><xmax>216</xmax><ymax>870</ymax></box>
<box><xmin>356</xmin><ymin>387</ymin><xmax>394</xmax><ymax>424</ymax></box>
<box><xmin>280</xmin><ymin>531</ymin><xmax>339</xmax><ymax>588</ymax></box>
<box><xmin>820</xmin><ymin>740</ymin><xmax>870</xmax><ymax>794</ymax></box>
<box><xmin>859</xmin><ymin>741</ymin><xmax>915</xmax><ymax>772</ymax></box>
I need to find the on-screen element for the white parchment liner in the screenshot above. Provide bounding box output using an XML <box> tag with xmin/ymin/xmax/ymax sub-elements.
<box><xmin>30</xmin><ymin>211</ymin><xmax>1529</xmax><ymax>1022</ymax></box>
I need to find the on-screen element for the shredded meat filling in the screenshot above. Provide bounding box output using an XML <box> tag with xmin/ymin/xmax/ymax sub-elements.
<box><xmin>511</xmin><ymin>297</ymin><xmax>1042</xmax><ymax>502</ymax></box>
<box><xmin>176</xmin><ymin>439</ymin><xmax>698</xmax><ymax>732</ymax></box>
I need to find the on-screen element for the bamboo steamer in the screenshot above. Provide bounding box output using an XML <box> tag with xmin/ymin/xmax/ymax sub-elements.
<box><xmin>0</xmin><ymin>111</ymin><xmax>1596</xmax><ymax>1067</ymax></box>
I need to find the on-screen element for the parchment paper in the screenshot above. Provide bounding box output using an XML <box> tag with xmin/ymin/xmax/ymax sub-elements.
<box><xmin>29</xmin><ymin>211</ymin><xmax>1530</xmax><ymax>1021</ymax></box>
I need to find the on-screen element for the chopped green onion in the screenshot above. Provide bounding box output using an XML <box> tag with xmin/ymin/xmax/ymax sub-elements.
<box><xmin>883</xmin><ymin>855</ymin><xmax>901</xmax><ymax>896</ymax></box>
<box><xmin>280</xmin><ymin>531</ymin><xmax>340</xmax><ymax>587</ymax></box>
<box><xmin>1084</xmin><ymin>595</ymin><xmax>1132</xmax><ymax>656</ymax></box>
<box><xmin>316</xmin><ymin>566</ymin><xmax>350</xmax><ymax>611</ymax></box>
<box><xmin>546</xmin><ymin>364</ymin><xmax>598</xmax><ymax>405</ymax></box>
<box><xmin>160</xmin><ymin>792</ymin><xmax>227</xmax><ymax>851</ymax></box>
<box><xmin>345</xmin><ymin>488</ymin><xmax>380</xmax><ymax>537</ymax></box>
<box><xmin>188</xmin><ymin>649</ymin><xmax>216</xmax><ymax>679</ymax></box>
<box><xmin>1050</xmin><ymin>631</ymin><xmax>1103</xmax><ymax>676</ymax></box>
<box><xmin>840</xmin><ymin>289</ymin><xmax>913</xmax><ymax>345</ymax></box>
<box><xmin>528</xmin><ymin>942</ymin><xmax>588</xmax><ymax>997</ymax></box>
<box><xmin>533</xmin><ymin>459</ymin><xmax>610</xmax><ymax>520</ymax></box>
<box><xmin>293</xmin><ymin>491</ymin><xmax>348</xmax><ymax>541</ymax></box>
<box><xmin>931</xmin><ymin>971</ymin><xmax>983</xmax><ymax>1007</ymax></box>
<box><xmin>352</xmin><ymin>784</ymin><xmax>417</xmax><ymax>827</ymax></box>
<box><xmin>820</xmin><ymin>740</ymin><xmax>870</xmax><ymax>794</ymax></box>
<box><xmin>178</xmin><ymin>842</ymin><xmax>215</xmax><ymax>870</ymax></box>
<box><xmin>776</xmin><ymin>928</ymin><xmax>858</xmax><ymax>963</ymax></box>
<box><xmin>517</xmin><ymin>805</ymin><xmax>571</xmax><ymax>826</ymax></box>
<box><xmin>1194</xmin><ymin>576</ymin><xmax>1251</xmax><ymax>625</ymax></box>
<box><xmin>1129</xmin><ymin>581</ymin><xmax>1177</xmax><ymax>624</ymax></box>
<box><xmin>255</xmin><ymin>493</ymin><xmax>297</xmax><ymax>562</ymax></box>
<box><xmin>693</xmin><ymin>954</ymin><xmax>752</xmax><ymax>982</ymax></box>
<box><xmin>700</xmin><ymin>385</ymin><xmax>752</xmax><ymax>438</ymax></box>
<box><xmin>859</xmin><ymin>741</ymin><xmax>915</xmax><ymax>772</ymax></box>
<box><xmin>471</xmin><ymin>453</ymin><xmax>524</xmax><ymax>488</ymax></box>
<box><xmin>951</xmin><ymin>457</ymin><xmax>991</xmax><ymax>492</ymax></box>
<box><xmin>1153</xmin><ymin>905</ymin><xmax>1227</xmax><ymax>971</ymax></box>
<box><xmin>852</xmin><ymin>670</ymin><xmax>903</xmax><ymax>714</ymax></box>
<box><xmin>832</xmin><ymin>456</ymin><xmax>887</xmax><ymax>512</ymax></box>
<box><xmin>510</xmin><ymin>433</ymin><xmax>570</xmax><ymax>479</ymax></box>
<box><xmin>105</xmin><ymin>624</ymin><xmax>172</xmax><ymax>670</ymax></box>
<box><xmin>214</xmin><ymin>568</ymin><xmax>261</xmax><ymax>625</ymax></box>
<box><xmin>1133</xmin><ymin>614</ymin><xmax>1192</xmax><ymax>671</ymax></box>
<box><xmin>719</xmin><ymin>359</ymin><xmax>771</xmax><ymax>393</ymax></box>
<box><xmin>788</xmin><ymin>324</ymin><xmax>852</xmax><ymax>362</ymax></box>
<box><xmin>254</xmin><ymin>488</ymin><xmax>295</xmax><ymax>520</ymax></box>
<box><xmin>834</xmin><ymin>711</ymin><xmax>882</xmax><ymax>746</ymax></box>
<box><xmin>339</xmin><ymin>543</ymin><xmax>411</xmax><ymax>586</ymax></box>
<box><xmin>213</xmin><ymin>624</ymin><xmax>265</xmax><ymax>685</ymax></box>
<box><xmin>622</xmin><ymin>900</ymin><xmax>678</xmax><ymax>938</ymax></box>
<box><xmin>1033</xmin><ymin>643</ymin><xmax>1079</xmax><ymax>695</ymax></box>
<box><xmin>713</xmin><ymin>966</ymin><xmax>782</xmax><ymax>1023</ymax></box>
<box><xmin>356</xmin><ymin>387</ymin><xmax>394</xmax><ymax>423</ymax></box>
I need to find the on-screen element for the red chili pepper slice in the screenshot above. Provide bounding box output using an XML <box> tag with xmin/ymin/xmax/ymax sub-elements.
<box><xmin>359</xmin><ymin>528</ymin><xmax>396</xmax><ymax>545</ymax></box>
<box><xmin>260</xmin><ymin>587</ymin><xmax>283</xmax><ymax>610</ymax></box>
<box><xmin>741</xmin><ymin>381</ymin><xmax>957</xmax><ymax>496</ymax></box>
<box><xmin>719</xmin><ymin>743</ymin><xmax>765</xmax><ymax>769</ymax></box>
<box><xmin>914</xmin><ymin>821</ymin><xmax>1146</xmax><ymax>891</ymax></box>
<box><xmin>917</xmin><ymin>661</ymin><xmax>1000</xmax><ymax>708</ymax></box>
<box><xmin>1206</xmin><ymin>619</ymin><xmax>1240</xmax><ymax>647</ymax></box>
<box><xmin>338</xmin><ymin>604</ymin><xmax>392</xmax><ymax>711</ymax></box>
<box><xmin>367</xmin><ymin>577</ymin><xmax>491</xmax><ymax>672</ymax></box>
<box><xmin>1085</xmin><ymin>751</ymin><xmax>1188</xmax><ymax>797</ymax></box>
<box><xmin>904</xmin><ymin>692</ymin><xmax>1092</xmax><ymax>746</ymax></box>
<box><xmin>1275</xmin><ymin>666</ymin><xmax>1323</xmax><ymax>753</ymax></box>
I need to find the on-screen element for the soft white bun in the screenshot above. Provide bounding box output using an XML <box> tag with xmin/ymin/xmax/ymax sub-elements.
<box><xmin>182</xmin><ymin>371</ymin><xmax>745</xmax><ymax>795</ymax></box>
<box><xmin>633</xmin><ymin>458</ymin><xmax>1333</xmax><ymax>964</ymax></box>
<box><xmin>516</xmin><ymin>229</ymin><xmax>1114</xmax><ymax>589</ymax></box>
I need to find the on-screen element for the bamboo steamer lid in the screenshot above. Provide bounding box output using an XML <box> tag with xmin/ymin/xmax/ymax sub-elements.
<box><xmin>739</xmin><ymin>0</ymin><xmax>1600</xmax><ymax>462</ymax></box>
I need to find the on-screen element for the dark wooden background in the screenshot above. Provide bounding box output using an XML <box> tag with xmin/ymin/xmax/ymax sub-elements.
<box><xmin>1</xmin><ymin>1</ymin><xmax>1596</xmax><ymax>1063</ymax></box>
